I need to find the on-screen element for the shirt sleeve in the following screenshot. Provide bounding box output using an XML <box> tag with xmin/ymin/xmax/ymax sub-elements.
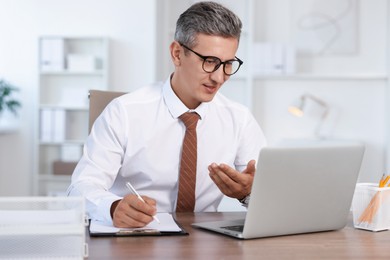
<box><xmin>234</xmin><ymin>109</ymin><xmax>267</xmax><ymax>172</ymax></box>
<box><xmin>67</xmin><ymin>98</ymin><xmax>127</xmax><ymax>224</ymax></box>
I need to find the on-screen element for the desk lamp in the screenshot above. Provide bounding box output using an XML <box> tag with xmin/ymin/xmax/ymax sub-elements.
<box><xmin>288</xmin><ymin>93</ymin><xmax>329</xmax><ymax>138</ymax></box>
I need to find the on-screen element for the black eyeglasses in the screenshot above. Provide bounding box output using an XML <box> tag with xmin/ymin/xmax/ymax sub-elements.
<box><xmin>180</xmin><ymin>43</ymin><xmax>243</xmax><ymax>76</ymax></box>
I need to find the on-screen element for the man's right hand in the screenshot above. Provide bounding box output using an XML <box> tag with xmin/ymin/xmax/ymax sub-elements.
<box><xmin>111</xmin><ymin>194</ymin><xmax>157</xmax><ymax>228</ymax></box>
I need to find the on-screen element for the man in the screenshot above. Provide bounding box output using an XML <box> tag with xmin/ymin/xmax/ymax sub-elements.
<box><xmin>67</xmin><ymin>1</ymin><xmax>266</xmax><ymax>228</ymax></box>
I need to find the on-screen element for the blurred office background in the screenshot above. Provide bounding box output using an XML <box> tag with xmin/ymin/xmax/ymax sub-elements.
<box><xmin>0</xmin><ymin>0</ymin><xmax>388</xmax><ymax>211</ymax></box>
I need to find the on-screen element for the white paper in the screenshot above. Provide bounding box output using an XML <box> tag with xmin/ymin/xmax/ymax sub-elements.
<box><xmin>89</xmin><ymin>213</ymin><xmax>182</xmax><ymax>233</ymax></box>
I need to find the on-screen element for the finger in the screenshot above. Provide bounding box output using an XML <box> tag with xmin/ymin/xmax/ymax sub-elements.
<box><xmin>142</xmin><ymin>196</ymin><xmax>157</xmax><ymax>208</ymax></box>
<box><xmin>210</xmin><ymin>163</ymin><xmax>242</xmax><ymax>184</ymax></box>
<box><xmin>209</xmin><ymin>163</ymin><xmax>232</xmax><ymax>186</ymax></box>
<box><xmin>242</xmin><ymin>160</ymin><xmax>256</xmax><ymax>175</ymax></box>
<box><xmin>113</xmin><ymin>195</ymin><xmax>155</xmax><ymax>228</ymax></box>
<box><xmin>208</xmin><ymin>163</ymin><xmax>219</xmax><ymax>176</ymax></box>
<box><xmin>120</xmin><ymin>196</ymin><xmax>153</xmax><ymax>224</ymax></box>
<box><xmin>209</xmin><ymin>164</ymin><xmax>242</xmax><ymax>196</ymax></box>
<box><xmin>209</xmin><ymin>170</ymin><xmax>231</xmax><ymax>193</ymax></box>
<box><xmin>220</xmin><ymin>160</ymin><xmax>256</xmax><ymax>181</ymax></box>
<box><xmin>217</xmin><ymin>160</ymin><xmax>256</xmax><ymax>187</ymax></box>
<box><xmin>128</xmin><ymin>195</ymin><xmax>157</xmax><ymax>217</ymax></box>
<box><xmin>218</xmin><ymin>164</ymin><xmax>244</xmax><ymax>182</ymax></box>
<box><xmin>115</xmin><ymin>213</ymin><xmax>151</xmax><ymax>228</ymax></box>
<box><xmin>209</xmin><ymin>161</ymin><xmax>255</xmax><ymax>198</ymax></box>
<box><xmin>210</xmin><ymin>175</ymin><xmax>242</xmax><ymax>198</ymax></box>
<box><xmin>113</xmin><ymin>201</ymin><xmax>150</xmax><ymax>228</ymax></box>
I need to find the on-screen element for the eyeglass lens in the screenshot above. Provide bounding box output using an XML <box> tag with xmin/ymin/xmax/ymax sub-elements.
<box><xmin>202</xmin><ymin>57</ymin><xmax>241</xmax><ymax>75</ymax></box>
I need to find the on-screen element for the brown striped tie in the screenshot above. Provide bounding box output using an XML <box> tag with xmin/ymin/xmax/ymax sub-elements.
<box><xmin>176</xmin><ymin>112</ymin><xmax>200</xmax><ymax>212</ymax></box>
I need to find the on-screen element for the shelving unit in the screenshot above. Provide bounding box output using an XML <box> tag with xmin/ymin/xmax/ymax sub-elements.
<box><xmin>254</xmin><ymin>74</ymin><xmax>388</xmax><ymax>81</ymax></box>
<box><xmin>34</xmin><ymin>36</ymin><xmax>109</xmax><ymax>195</ymax></box>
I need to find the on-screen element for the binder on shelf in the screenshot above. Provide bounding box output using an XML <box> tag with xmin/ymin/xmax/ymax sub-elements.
<box><xmin>40</xmin><ymin>108</ymin><xmax>53</xmax><ymax>142</ymax></box>
<box><xmin>40</xmin><ymin>38</ymin><xmax>65</xmax><ymax>72</ymax></box>
<box><xmin>53</xmin><ymin>109</ymin><xmax>66</xmax><ymax>142</ymax></box>
<box><xmin>252</xmin><ymin>42</ymin><xmax>296</xmax><ymax>76</ymax></box>
<box><xmin>284</xmin><ymin>45</ymin><xmax>296</xmax><ymax>75</ymax></box>
<box><xmin>39</xmin><ymin>108</ymin><xmax>66</xmax><ymax>142</ymax></box>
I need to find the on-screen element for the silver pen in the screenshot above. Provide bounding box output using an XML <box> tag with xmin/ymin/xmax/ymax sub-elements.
<box><xmin>126</xmin><ymin>182</ymin><xmax>160</xmax><ymax>224</ymax></box>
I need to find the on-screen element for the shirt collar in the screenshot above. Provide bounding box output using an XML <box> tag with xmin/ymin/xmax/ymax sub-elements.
<box><xmin>162</xmin><ymin>75</ymin><xmax>208</xmax><ymax>120</ymax></box>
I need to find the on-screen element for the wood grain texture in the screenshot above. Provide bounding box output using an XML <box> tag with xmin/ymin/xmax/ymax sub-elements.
<box><xmin>87</xmin><ymin>212</ymin><xmax>390</xmax><ymax>260</ymax></box>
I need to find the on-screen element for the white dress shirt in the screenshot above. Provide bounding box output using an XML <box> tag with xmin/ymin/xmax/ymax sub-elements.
<box><xmin>67</xmin><ymin>77</ymin><xmax>266</xmax><ymax>224</ymax></box>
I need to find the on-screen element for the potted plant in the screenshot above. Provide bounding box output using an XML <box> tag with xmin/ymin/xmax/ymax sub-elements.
<box><xmin>0</xmin><ymin>79</ymin><xmax>21</xmax><ymax>117</ymax></box>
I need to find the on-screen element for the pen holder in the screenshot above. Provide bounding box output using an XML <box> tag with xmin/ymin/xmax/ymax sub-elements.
<box><xmin>352</xmin><ymin>183</ymin><xmax>390</xmax><ymax>231</ymax></box>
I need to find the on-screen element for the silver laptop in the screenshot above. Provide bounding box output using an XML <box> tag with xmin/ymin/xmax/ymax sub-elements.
<box><xmin>192</xmin><ymin>144</ymin><xmax>365</xmax><ymax>239</ymax></box>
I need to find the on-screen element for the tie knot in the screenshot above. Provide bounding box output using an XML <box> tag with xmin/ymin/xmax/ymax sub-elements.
<box><xmin>179</xmin><ymin>112</ymin><xmax>199</xmax><ymax>130</ymax></box>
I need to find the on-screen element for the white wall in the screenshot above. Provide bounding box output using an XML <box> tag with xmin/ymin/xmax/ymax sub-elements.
<box><xmin>0</xmin><ymin>0</ymin><xmax>156</xmax><ymax>195</ymax></box>
<box><xmin>252</xmin><ymin>0</ymin><xmax>388</xmax><ymax>183</ymax></box>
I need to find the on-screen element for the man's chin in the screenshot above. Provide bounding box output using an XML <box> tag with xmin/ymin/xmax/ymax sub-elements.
<box><xmin>201</xmin><ymin>93</ymin><xmax>217</xmax><ymax>103</ymax></box>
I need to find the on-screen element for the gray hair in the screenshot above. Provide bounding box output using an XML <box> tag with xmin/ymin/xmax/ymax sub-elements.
<box><xmin>174</xmin><ymin>1</ymin><xmax>242</xmax><ymax>48</ymax></box>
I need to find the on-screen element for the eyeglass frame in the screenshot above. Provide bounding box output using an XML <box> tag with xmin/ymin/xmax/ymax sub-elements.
<box><xmin>179</xmin><ymin>43</ymin><xmax>243</xmax><ymax>76</ymax></box>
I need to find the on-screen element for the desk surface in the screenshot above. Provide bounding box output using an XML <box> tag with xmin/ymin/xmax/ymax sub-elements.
<box><xmin>87</xmin><ymin>212</ymin><xmax>390</xmax><ymax>259</ymax></box>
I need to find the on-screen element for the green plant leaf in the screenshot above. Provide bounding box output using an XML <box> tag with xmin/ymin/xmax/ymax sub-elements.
<box><xmin>0</xmin><ymin>79</ymin><xmax>21</xmax><ymax>115</ymax></box>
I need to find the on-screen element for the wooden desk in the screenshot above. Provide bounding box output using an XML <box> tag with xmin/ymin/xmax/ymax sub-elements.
<box><xmin>87</xmin><ymin>212</ymin><xmax>390</xmax><ymax>259</ymax></box>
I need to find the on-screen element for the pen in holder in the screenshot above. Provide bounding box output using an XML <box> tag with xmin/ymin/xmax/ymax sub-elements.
<box><xmin>352</xmin><ymin>183</ymin><xmax>390</xmax><ymax>231</ymax></box>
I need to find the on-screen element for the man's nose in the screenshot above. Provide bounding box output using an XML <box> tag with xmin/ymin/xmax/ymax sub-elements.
<box><xmin>210</xmin><ymin>64</ymin><xmax>227</xmax><ymax>83</ymax></box>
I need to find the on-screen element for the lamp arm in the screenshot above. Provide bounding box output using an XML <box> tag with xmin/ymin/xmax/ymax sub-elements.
<box><xmin>301</xmin><ymin>94</ymin><xmax>329</xmax><ymax>139</ymax></box>
<box><xmin>303</xmin><ymin>94</ymin><xmax>328</xmax><ymax>109</ymax></box>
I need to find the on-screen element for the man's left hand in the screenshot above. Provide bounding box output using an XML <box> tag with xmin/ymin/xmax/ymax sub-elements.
<box><xmin>208</xmin><ymin>160</ymin><xmax>256</xmax><ymax>199</ymax></box>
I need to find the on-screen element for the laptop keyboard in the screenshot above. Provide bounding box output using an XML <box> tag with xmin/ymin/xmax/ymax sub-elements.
<box><xmin>221</xmin><ymin>225</ymin><xmax>244</xmax><ymax>232</ymax></box>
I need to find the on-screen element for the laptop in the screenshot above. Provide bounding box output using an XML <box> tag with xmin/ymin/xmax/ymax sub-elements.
<box><xmin>192</xmin><ymin>143</ymin><xmax>365</xmax><ymax>239</ymax></box>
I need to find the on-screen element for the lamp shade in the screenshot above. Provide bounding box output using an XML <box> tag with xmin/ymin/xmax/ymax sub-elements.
<box><xmin>288</xmin><ymin>96</ymin><xmax>305</xmax><ymax>117</ymax></box>
<box><xmin>288</xmin><ymin>93</ymin><xmax>329</xmax><ymax>138</ymax></box>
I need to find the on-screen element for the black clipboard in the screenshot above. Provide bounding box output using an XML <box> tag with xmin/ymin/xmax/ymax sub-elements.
<box><xmin>88</xmin><ymin>219</ymin><xmax>189</xmax><ymax>237</ymax></box>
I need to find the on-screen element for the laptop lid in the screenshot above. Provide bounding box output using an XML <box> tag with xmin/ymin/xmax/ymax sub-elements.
<box><xmin>192</xmin><ymin>144</ymin><xmax>365</xmax><ymax>239</ymax></box>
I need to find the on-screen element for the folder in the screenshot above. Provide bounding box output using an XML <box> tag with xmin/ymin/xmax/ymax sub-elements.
<box><xmin>89</xmin><ymin>213</ymin><xmax>188</xmax><ymax>237</ymax></box>
<box><xmin>40</xmin><ymin>38</ymin><xmax>65</xmax><ymax>72</ymax></box>
<box><xmin>40</xmin><ymin>108</ymin><xmax>52</xmax><ymax>142</ymax></box>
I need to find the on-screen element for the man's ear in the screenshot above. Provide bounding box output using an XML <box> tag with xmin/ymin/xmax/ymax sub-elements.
<box><xmin>170</xmin><ymin>41</ymin><xmax>181</xmax><ymax>66</ymax></box>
